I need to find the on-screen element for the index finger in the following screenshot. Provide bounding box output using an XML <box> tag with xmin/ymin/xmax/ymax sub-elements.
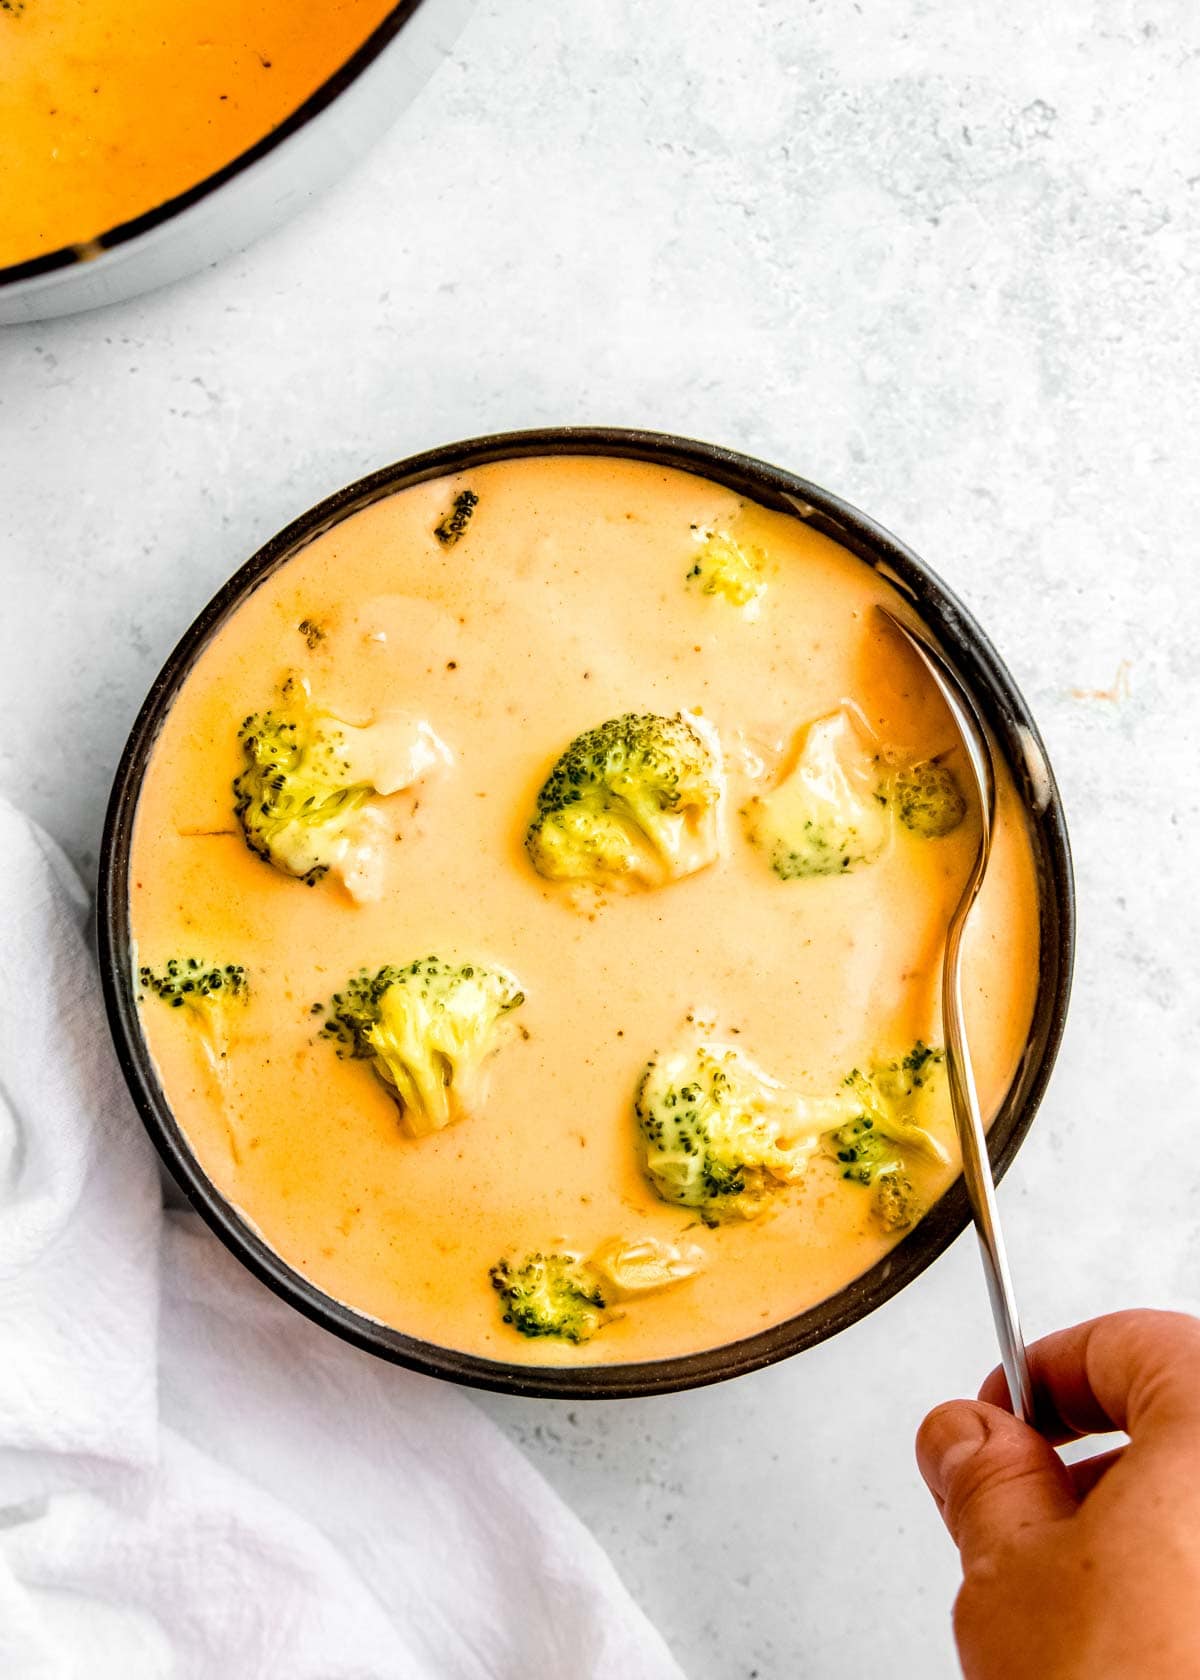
<box><xmin>978</xmin><ymin>1309</ymin><xmax>1200</xmax><ymax>1445</ymax></box>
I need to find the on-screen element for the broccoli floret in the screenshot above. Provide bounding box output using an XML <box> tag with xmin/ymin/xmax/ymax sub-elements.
<box><xmin>822</xmin><ymin>1041</ymin><xmax>948</xmax><ymax>1231</ymax></box>
<box><xmin>871</xmin><ymin>1170</ymin><xmax>922</xmax><ymax>1232</ymax></box>
<box><xmin>490</xmin><ymin>1252</ymin><xmax>612</xmax><ymax>1343</ymax></box>
<box><xmin>525</xmin><ymin>711</ymin><xmax>725</xmax><ymax>891</ymax></box>
<box><xmin>824</xmin><ymin>1113</ymin><xmax>903</xmax><ymax>1185</ymax></box>
<box><xmin>233</xmin><ymin>683</ymin><xmax>448</xmax><ymax>899</ymax></box>
<box><xmin>139</xmin><ymin>957</ymin><xmax>248</xmax><ymax>1011</ymax></box>
<box><xmin>635</xmin><ymin>1040</ymin><xmax>821</xmax><ymax>1224</ymax></box>
<box><xmin>742</xmin><ymin>711</ymin><xmax>890</xmax><ymax>880</ymax></box>
<box><xmin>843</xmin><ymin>1042</ymin><xmax>949</xmax><ymax>1157</ymax></box>
<box><xmin>434</xmin><ymin>488</ymin><xmax>479</xmax><ymax>546</ymax></box>
<box><xmin>297</xmin><ymin>617</ymin><xmax>326</xmax><ymax>649</ymax></box>
<box><xmin>490</xmin><ymin>1237</ymin><xmax>701</xmax><ymax>1343</ymax></box>
<box><xmin>637</xmin><ymin>1035</ymin><xmax>946</xmax><ymax>1230</ymax></box>
<box><xmin>322</xmin><ymin>956</ymin><xmax>525</xmax><ymax>1137</ymax></box>
<box><xmin>234</xmin><ymin>709</ymin><xmax>367</xmax><ymax>885</ymax></box>
<box><xmin>588</xmin><ymin>1235</ymin><xmax>704</xmax><ymax>1298</ymax></box>
<box><xmin>686</xmin><ymin>531</ymin><xmax>767</xmax><ymax>609</ymax></box>
<box><xmin>899</xmin><ymin>1039</ymin><xmax>944</xmax><ymax>1085</ymax></box>
<box><xmin>893</xmin><ymin>759</ymin><xmax>968</xmax><ymax>838</ymax></box>
<box><xmin>139</xmin><ymin>959</ymin><xmax>249</xmax><ymax>1077</ymax></box>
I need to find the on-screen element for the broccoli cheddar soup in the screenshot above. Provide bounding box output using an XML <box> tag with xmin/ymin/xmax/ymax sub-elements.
<box><xmin>130</xmin><ymin>456</ymin><xmax>1041</xmax><ymax>1367</ymax></box>
<box><xmin>0</xmin><ymin>0</ymin><xmax>396</xmax><ymax>269</ymax></box>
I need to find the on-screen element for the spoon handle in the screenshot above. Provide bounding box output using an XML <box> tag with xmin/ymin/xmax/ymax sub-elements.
<box><xmin>943</xmin><ymin>956</ymin><xmax>1036</xmax><ymax>1426</ymax></box>
<box><xmin>877</xmin><ymin>604</ymin><xmax>1036</xmax><ymax>1428</ymax></box>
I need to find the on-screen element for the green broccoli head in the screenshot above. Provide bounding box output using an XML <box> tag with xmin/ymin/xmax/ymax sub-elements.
<box><xmin>635</xmin><ymin>1040</ymin><xmax>817</xmax><ymax>1224</ymax></box>
<box><xmin>893</xmin><ymin>759</ymin><xmax>968</xmax><ymax>838</ymax></box>
<box><xmin>235</xmin><ymin>711</ymin><xmax>369</xmax><ymax>884</ymax></box>
<box><xmin>843</xmin><ymin>1041</ymin><xmax>949</xmax><ymax>1157</ymax></box>
<box><xmin>871</xmin><ymin>1170</ymin><xmax>922</xmax><ymax>1232</ymax></box>
<box><xmin>490</xmin><ymin>1252</ymin><xmax>612</xmax><ymax>1343</ymax></box>
<box><xmin>525</xmin><ymin>711</ymin><xmax>725</xmax><ymax>891</ymax></box>
<box><xmin>433</xmin><ymin>487</ymin><xmax>479</xmax><ymax>546</ymax></box>
<box><xmin>490</xmin><ymin>1237</ymin><xmax>701</xmax><ymax>1343</ymax></box>
<box><xmin>742</xmin><ymin>710</ymin><xmax>890</xmax><ymax>881</ymax></box>
<box><xmin>139</xmin><ymin>958</ymin><xmax>248</xmax><ymax>1012</ymax></box>
<box><xmin>233</xmin><ymin>684</ymin><xmax>448</xmax><ymax>899</ymax></box>
<box><xmin>686</xmin><ymin>531</ymin><xmax>767</xmax><ymax>609</ymax></box>
<box><xmin>824</xmin><ymin>1114</ymin><xmax>903</xmax><ymax>1185</ymax></box>
<box><xmin>822</xmin><ymin>1041</ymin><xmax>948</xmax><ymax>1230</ymax></box>
<box><xmin>139</xmin><ymin>959</ymin><xmax>249</xmax><ymax>1079</ymax></box>
<box><xmin>322</xmin><ymin>956</ymin><xmax>525</xmax><ymax>1137</ymax></box>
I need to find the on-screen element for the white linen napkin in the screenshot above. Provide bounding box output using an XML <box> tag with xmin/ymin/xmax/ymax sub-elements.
<box><xmin>0</xmin><ymin>800</ymin><xmax>685</xmax><ymax>1680</ymax></box>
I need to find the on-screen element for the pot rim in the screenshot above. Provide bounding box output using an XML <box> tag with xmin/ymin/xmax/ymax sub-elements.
<box><xmin>0</xmin><ymin>0</ymin><xmax>428</xmax><ymax>291</ymax></box>
<box><xmin>98</xmin><ymin>426</ymin><xmax>1075</xmax><ymax>1400</ymax></box>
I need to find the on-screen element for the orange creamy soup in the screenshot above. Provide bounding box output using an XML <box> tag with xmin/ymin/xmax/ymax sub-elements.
<box><xmin>0</xmin><ymin>0</ymin><xmax>396</xmax><ymax>269</ymax></box>
<box><xmin>130</xmin><ymin>456</ymin><xmax>1041</xmax><ymax>1367</ymax></box>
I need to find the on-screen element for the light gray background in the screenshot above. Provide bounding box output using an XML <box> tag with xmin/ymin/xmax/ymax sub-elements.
<box><xmin>3</xmin><ymin>2</ymin><xmax>1199</xmax><ymax>1675</ymax></box>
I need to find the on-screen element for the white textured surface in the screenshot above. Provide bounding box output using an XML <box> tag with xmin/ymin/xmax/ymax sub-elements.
<box><xmin>2</xmin><ymin>2</ymin><xmax>1199</xmax><ymax>1675</ymax></box>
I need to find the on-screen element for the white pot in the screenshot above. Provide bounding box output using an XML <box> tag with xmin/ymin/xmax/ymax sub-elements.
<box><xmin>0</xmin><ymin>0</ymin><xmax>475</xmax><ymax>326</ymax></box>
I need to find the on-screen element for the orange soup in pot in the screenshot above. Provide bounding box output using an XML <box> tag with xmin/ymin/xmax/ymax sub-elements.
<box><xmin>129</xmin><ymin>456</ymin><xmax>1040</xmax><ymax>1367</ymax></box>
<box><xmin>0</xmin><ymin>0</ymin><xmax>397</xmax><ymax>269</ymax></box>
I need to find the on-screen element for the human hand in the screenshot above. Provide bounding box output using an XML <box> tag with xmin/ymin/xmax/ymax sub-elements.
<box><xmin>916</xmin><ymin>1309</ymin><xmax>1200</xmax><ymax>1680</ymax></box>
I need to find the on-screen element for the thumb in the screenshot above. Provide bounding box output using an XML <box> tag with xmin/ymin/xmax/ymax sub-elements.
<box><xmin>916</xmin><ymin>1400</ymin><xmax>1077</xmax><ymax>1564</ymax></box>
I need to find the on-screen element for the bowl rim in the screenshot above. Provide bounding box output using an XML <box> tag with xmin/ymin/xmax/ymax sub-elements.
<box><xmin>0</xmin><ymin>0</ymin><xmax>429</xmax><ymax>290</ymax></box>
<box><xmin>98</xmin><ymin>426</ymin><xmax>1076</xmax><ymax>1400</ymax></box>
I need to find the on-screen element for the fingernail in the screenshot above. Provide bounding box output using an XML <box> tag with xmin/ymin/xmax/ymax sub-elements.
<box><xmin>918</xmin><ymin>1404</ymin><xmax>990</xmax><ymax>1500</ymax></box>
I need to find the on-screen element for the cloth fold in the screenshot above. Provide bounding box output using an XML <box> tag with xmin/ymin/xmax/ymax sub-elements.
<box><xmin>0</xmin><ymin>801</ymin><xmax>684</xmax><ymax>1680</ymax></box>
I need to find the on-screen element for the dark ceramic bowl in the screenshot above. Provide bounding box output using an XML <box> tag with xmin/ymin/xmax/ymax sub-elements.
<box><xmin>98</xmin><ymin>428</ymin><xmax>1074</xmax><ymax>1399</ymax></box>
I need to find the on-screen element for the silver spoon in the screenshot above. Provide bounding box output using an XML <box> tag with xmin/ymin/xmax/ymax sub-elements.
<box><xmin>878</xmin><ymin>605</ymin><xmax>1035</xmax><ymax>1425</ymax></box>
